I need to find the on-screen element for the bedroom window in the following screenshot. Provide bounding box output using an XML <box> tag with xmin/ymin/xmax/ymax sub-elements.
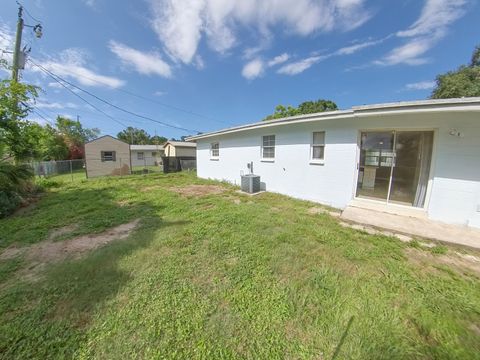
<box><xmin>311</xmin><ymin>132</ymin><xmax>325</xmax><ymax>161</ymax></box>
<box><xmin>211</xmin><ymin>142</ymin><xmax>219</xmax><ymax>158</ymax></box>
<box><xmin>262</xmin><ymin>135</ymin><xmax>275</xmax><ymax>159</ymax></box>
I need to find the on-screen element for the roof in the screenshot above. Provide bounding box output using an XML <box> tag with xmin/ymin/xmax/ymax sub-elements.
<box><xmin>164</xmin><ymin>141</ymin><xmax>196</xmax><ymax>148</ymax></box>
<box><xmin>85</xmin><ymin>135</ymin><xmax>128</xmax><ymax>145</ymax></box>
<box><xmin>130</xmin><ymin>144</ymin><xmax>165</xmax><ymax>151</ymax></box>
<box><xmin>187</xmin><ymin>97</ymin><xmax>480</xmax><ymax>141</ymax></box>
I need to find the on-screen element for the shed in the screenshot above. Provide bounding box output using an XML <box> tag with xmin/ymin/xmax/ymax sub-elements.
<box><xmin>84</xmin><ymin>135</ymin><xmax>131</xmax><ymax>178</ymax></box>
<box><xmin>163</xmin><ymin>141</ymin><xmax>196</xmax><ymax>157</ymax></box>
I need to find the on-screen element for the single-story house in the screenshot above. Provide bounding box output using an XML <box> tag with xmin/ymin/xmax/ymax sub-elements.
<box><xmin>163</xmin><ymin>141</ymin><xmax>197</xmax><ymax>157</ymax></box>
<box><xmin>130</xmin><ymin>145</ymin><xmax>165</xmax><ymax>167</ymax></box>
<box><xmin>84</xmin><ymin>135</ymin><xmax>131</xmax><ymax>178</ymax></box>
<box><xmin>188</xmin><ymin>98</ymin><xmax>480</xmax><ymax>229</ymax></box>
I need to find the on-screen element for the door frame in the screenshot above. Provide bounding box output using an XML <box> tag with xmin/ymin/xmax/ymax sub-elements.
<box><xmin>352</xmin><ymin>128</ymin><xmax>438</xmax><ymax>210</ymax></box>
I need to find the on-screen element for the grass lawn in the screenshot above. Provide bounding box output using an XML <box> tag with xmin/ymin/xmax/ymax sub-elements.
<box><xmin>0</xmin><ymin>172</ymin><xmax>479</xmax><ymax>359</ymax></box>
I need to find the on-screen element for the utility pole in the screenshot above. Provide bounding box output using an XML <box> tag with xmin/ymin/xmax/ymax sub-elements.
<box><xmin>11</xmin><ymin>5</ymin><xmax>24</xmax><ymax>82</ymax></box>
<box><xmin>11</xmin><ymin>3</ymin><xmax>43</xmax><ymax>82</ymax></box>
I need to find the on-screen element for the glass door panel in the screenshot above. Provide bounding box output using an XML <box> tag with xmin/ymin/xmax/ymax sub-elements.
<box><xmin>389</xmin><ymin>131</ymin><xmax>434</xmax><ymax>207</ymax></box>
<box><xmin>356</xmin><ymin>131</ymin><xmax>394</xmax><ymax>202</ymax></box>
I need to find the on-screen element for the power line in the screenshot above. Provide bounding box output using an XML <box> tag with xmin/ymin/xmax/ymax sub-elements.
<box><xmin>16</xmin><ymin>1</ymin><xmax>43</xmax><ymax>24</ymax></box>
<box><xmin>29</xmin><ymin>58</ymin><xmax>201</xmax><ymax>134</ymax></box>
<box><xmin>33</xmin><ymin>60</ymin><xmax>232</xmax><ymax>126</ymax></box>
<box><xmin>28</xmin><ymin>60</ymin><xmax>129</xmax><ymax>129</ymax></box>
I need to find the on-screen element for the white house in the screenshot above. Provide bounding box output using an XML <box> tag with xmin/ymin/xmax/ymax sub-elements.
<box><xmin>130</xmin><ymin>145</ymin><xmax>165</xmax><ymax>167</ymax></box>
<box><xmin>188</xmin><ymin>98</ymin><xmax>480</xmax><ymax>229</ymax></box>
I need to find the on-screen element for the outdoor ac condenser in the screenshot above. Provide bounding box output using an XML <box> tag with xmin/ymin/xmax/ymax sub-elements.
<box><xmin>241</xmin><ymin>174</ymin><xmax>260</xmax><ymax>194</ymax></box>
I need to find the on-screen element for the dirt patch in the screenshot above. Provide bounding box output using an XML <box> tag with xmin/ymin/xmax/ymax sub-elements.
<box><xmin>140</xmin><ymin>185</ymin><xmax>163</xmax><ymax>192</ymax></box>
<box><xmin>1</xmin><ymin>219</ymin><xmax>140</xmax><ymax>280</ymax></box>
<box><xmin>406</xmin><ymin>248</ymin><xmax>480</xmax><ymax>277</ymax></box>
<box><xmin>308</xmin><ymin>207</ymin><xmax>342</xmax><ymax>218</ymax></box>
<box><xmin>48</xmin><ymin>224</ymin><xmax>79</xmax><ymax>241</ymax></box>
<box><xmin>169</xmin><ymin>185</ymin><xmax>226</xmax><ymax>197</ymax></box>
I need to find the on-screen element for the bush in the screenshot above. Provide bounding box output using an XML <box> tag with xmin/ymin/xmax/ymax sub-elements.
<box><xmin>0</xmin><ymin>190</ymin><xmax>21</xmax><ymax>218</ymax></box>
<box><xmin>0</xmin><ymin>162</ymin><xmax>35</xmax><ymax>218</ymax></box>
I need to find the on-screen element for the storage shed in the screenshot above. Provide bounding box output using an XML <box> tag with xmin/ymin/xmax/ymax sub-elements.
<box><xmin>163</xmin><ymin>141</ymin><xmax>196</xmax><ymax>157</ymax></box>
<box><xmin>84</xmin><ymin>135</ymin><xmax>131</xmax><ymax>178</ymax></box>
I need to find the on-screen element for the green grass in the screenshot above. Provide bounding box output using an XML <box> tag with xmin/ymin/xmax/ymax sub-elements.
<box><xmin>0</xmin><ymin>172</ymin><xmax>479</xmax><ymax>359</ymax></box>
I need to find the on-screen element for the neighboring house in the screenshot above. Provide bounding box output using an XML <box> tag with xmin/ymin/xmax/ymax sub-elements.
<box><xmin>84</xmin><ymin>135</ymin><xmax>131</xmax><ymax>178</ymax></box>
<box><xmin>163</xmin><ymin>141</ymin><xmax>197</xmax><ymax>157</ymax></box>
<box><xmin>188</xmin><ymin>98</ymin><xmax>480</xmax><ymax>229</ymax></box>
<box><xmin>130</xmin><ymin>145</ymin><xmax>165</xmax><ymax>167</ymax></box>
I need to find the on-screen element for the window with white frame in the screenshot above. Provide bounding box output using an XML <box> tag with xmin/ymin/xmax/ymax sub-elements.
<box><xmin>137</xmin><ymin>152</ymin><xmax>144</xmax><ymax>160</ymax></box>
<box><xmin>210</xmin><ymin>142</ymin><xmax>219</xmax><ymax>157</ymax></box>
<box><xmin>101</xmin><ymin>151</ymin><xmax>115</xmax><ymax>162</ymax></box>
<box><xmin>311</xmin><ymin>131</ymin><xmax>325</xmax><ymax>161</ymax></box>
<box><xmin>262</xmin><ymin>135</ymin><xmax>275</xmax><ymax>159</ymax></box>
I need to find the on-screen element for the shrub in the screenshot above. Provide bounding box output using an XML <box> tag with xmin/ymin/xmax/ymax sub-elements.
<box><xmin>0</xmin><ymin>190</ymin><xmax>21</xmax><ymax>218</ymax></box>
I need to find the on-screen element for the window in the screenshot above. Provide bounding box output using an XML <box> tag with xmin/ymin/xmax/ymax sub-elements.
<box><xmin>210</xmin><ymin>142</ymin><xmax>219</xmax><ymax>158</ymax></box>
<box><xmin>137</xmin><ymin>152</ymin><xmax>144</xmax><ymax>160</ymax></box>
<box><xmin>101</xmin><ymin>151</ymin><xmax>115</xmax><ymax>162</ymax></box>
<box><xmin>262</xmin><ymin>135</ymin><xmax>275</xmax><ymax>159</ymax></box>
<box><xmin>311</xmin><ymin>131</ymin><xmax>325</xmax><ymax>161</ymax></box>
<box><xmin>152</xmin><ymin>151</ymin><xmax>157</xmax><ymax>157</ymax></box>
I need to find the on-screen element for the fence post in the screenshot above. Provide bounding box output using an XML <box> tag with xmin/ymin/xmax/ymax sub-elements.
<box><xmin>70</xmin><ymin>160</ymin><xmax>73</xmax><ymax>182</ymax></box>
<box><xmin>120</xmin><ymin>158</ymin><xmax>122</xmax><ymax>176</ymax></box>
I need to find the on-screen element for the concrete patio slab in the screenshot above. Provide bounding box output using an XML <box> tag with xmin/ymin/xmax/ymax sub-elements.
<box><xmin>341</xmin><ymin>206</ymin><xmax>480</xmax><ymax>249</ymax></box>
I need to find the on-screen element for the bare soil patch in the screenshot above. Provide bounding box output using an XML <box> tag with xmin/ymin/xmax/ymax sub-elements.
<box><xmin>169</xmin><ymin>184</ymin><xmax>226</xmax><ymax>197</ymax></box>
<box><xmin>308</xmin><ymin>207</ymin><xmax>341</xmax><ymax>217</ymax></box>
<box><xmin>0</xmin><ymin>219</ymin><xmax>140</xmax><ymax>280</ymax></box>
<box><xmin>48</xmin><ymin>224</ymin><xmax>79</xmax><ymax>241</ymax></box>
<box><xmin>406</xmin><ymin>248</ymin><xmax>480</xmax><ymax>277</ymax></box>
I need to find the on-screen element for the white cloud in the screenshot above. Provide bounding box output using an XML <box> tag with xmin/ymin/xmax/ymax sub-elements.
<box><xmin>153</xmin><ymin>90</ymin><xmax>167</xmax><ymax>96</ymax></box>
<box><xmin>242</xmin><ymin>58</ymin><xmax>265</xmax><ymax>79</ymax></box>
<box><xmin>277</xmin><ymin>55</ymin><xmax>327</xmax><ymax>75</ymax></box>
<box><xmin>35</xmin><ymin>101</ymin><xmax>79</xmax><ymax>110</ymax></box>
<box><xmin>33</xmin><ymin>48</ymin><xmax>125</xmax><ymax>88</ymax></box>
<box><xmin>405</xmin><ymin>80</ymin><xmax>436</xmax><ymax>90</ymax></box>
<box><xmin>148</xmin><ymin>0</ymin><xmax>371</xmax><ymax>65</ymax></box>
<box><xmin>109</xmin><ymin>41</ymin><xmax>172</xmax><ymax>78</ymax></box>
<box><xmin>83</xmin><ymin>0</ymin><xmax>96</xmax><ymax>8</ymax></box>
<box><xmin>335</xmin><ymin>37</ymin><xmax>387</xmax><ymax>56</ymax></box>
<box><xmin>267</xmin><ymin>53</ymin><xmax>290</xmax><ymax>67</ymax></box>
<box><xmin>377</xmin><ymin>0</ymin><xmax>467</xmax><ymax>66</ymax></box>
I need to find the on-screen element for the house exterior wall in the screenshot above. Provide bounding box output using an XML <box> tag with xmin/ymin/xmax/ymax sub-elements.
<box><xmin>130</xmin><ymin>150</ymin><xmax>164</xmax><ymax>167</ymax></box>
<box><xmin>196</xmin><ymin>110</ymin><xmax>480</xmax><ymax>228</ymax></box>
<box><xmin>85</xmin><ymin>136</ymin><xmax>131</xmax><ymax>178</ymax></box>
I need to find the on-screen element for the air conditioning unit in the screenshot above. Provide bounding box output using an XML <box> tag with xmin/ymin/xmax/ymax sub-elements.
<box><xmin>241</xmin><ymin>174</ymin><xmax>260</xmax><ymax>194</ymax></box>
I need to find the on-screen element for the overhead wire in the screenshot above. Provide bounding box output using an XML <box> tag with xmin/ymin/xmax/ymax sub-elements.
<box><xmin>31</xmin><ymin>59</ymin><xmax>232</xmax><ymax>126</ymax></box>
<box><xmin>28</xmin><ymin>58</ymin><xmax>201</xmax><ymax>134</ymax></box>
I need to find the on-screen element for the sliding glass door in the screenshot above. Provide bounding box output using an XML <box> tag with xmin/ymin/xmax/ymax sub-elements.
<box><xmin>356</xmin><ymin>130</ymin><xmax>433</xmax><ymax>208</ymax></box>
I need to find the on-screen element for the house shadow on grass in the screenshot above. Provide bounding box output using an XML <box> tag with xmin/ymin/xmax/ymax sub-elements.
<box><xmin>0</xmin><ymin>185</ymin><xmax>190</xmax><ymax>359</ymax></box>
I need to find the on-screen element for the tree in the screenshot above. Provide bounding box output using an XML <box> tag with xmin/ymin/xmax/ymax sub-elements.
<box><xmin>117</xmin><ymin>127</ymin><xmax>151</xmax><ymax>145</ymax></box>
<box><xmin>117</xmin><ymin>127</ymin><xmax>168</xmax><ymax>145</ymax></box>
<box><xmin>55</xmin><ymin>116</ymin><xmax>100</xmax><ymax>159</ymax></box>
<box><xmin>431</xmin><ymin>44</ymin><xmax>480</xmax><ymax>99</ymax></box>
<box><xmin>0</xmin><ymin>79</ymin><xmax>39</xmax><ymax>161</ymax></box>
<box><xmin>264</xmin><ymin>99</ymin><xmax>338</xmax><ymax>121</ymax></box>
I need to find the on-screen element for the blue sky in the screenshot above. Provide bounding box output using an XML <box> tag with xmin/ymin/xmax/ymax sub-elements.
<box><xmin>0</xmin><ymin>0</ymin><xmax>478</xmax><ymax>139</ymax></box>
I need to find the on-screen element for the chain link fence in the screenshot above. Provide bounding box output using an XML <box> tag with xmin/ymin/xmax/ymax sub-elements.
<box><xmin>26</xmin><ymin>159</ymin><xmax>86</xmax><ymax>182</ymax></box>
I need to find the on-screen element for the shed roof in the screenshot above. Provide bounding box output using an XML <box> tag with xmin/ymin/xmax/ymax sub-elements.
<box><xmin>165</xmin><ymin>141</ymin><xmax>196</xmax><ymax>148</ymax></box>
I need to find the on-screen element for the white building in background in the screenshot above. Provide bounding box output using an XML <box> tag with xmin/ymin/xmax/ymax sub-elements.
<box><xmin>188</xmin><ymin>98</ymin><xmax>480</xmax><ymax>229</ymax></box>
<box><xmin>130</xmin><ymin>145</ymin><xmax>165</xmax><ymax>167</ymax></box>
